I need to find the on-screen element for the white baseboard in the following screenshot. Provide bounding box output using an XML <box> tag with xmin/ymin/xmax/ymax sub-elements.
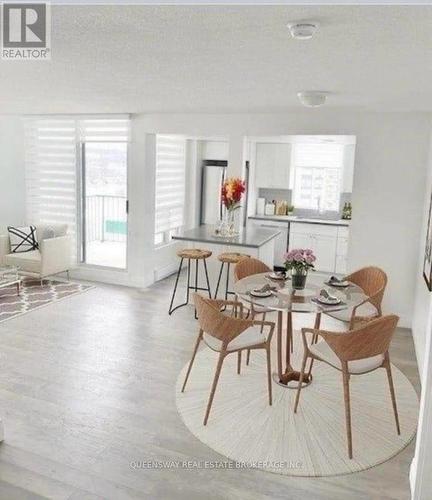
<box><xmin>70</xmin><ymin>266</ymin><xmax>152</xmax><ymax>289</ymax></box>
<box><xmin>154</xmin><ymin>262</ymin><xmax>178</xmax><ymax>282</ymax></box>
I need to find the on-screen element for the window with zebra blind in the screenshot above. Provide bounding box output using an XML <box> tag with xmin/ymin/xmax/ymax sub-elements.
<box><xmin>24</xmin><ymin>117</ymin><xmax>78</xmax><ymax>257</ymax></box>
<box><xmin>24</xmin><ymin>116</ymin><xmax>130</xmax><ymax>263</ymax></box>
<box><xmin>154</xmin><ymin>135</ymin><xmax>187</xmax><ymax>246</ymax></box>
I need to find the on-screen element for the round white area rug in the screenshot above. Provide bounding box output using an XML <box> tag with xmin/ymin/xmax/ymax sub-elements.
<box><xmin>176</xmin><ymin>343</ymin><xmax>418</xmax><ymax>477</ymax></box>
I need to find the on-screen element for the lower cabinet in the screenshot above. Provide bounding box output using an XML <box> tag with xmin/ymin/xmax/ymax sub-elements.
<box><xmin>248</xmin><ymin>219</ymin><xmax>349</xmax><ymax>274</ymax></box>
<box><xmin>289</xmin><ymin>224</ymin><xmax>338</xmax><ymax>273</ymax></box>
<box><xmin>289</xmin><ymin>222</ymin><xmax>349</xmax><ymax>274</ymax></box>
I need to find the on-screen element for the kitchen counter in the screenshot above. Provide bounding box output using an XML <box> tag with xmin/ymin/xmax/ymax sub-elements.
<box><xmin>249</xmin><ymin>214</ymin><xmax>350</xmax><ymax>227</ymax></box>
<box><xmin>172</xmin><ymin>224</ymin><xmax>281</xmax><ymax>249</ymax></box>
<box><xmin>172</xmin><ymin>225</ymin><xmax>279</xmax><ymax>286</ymax></box>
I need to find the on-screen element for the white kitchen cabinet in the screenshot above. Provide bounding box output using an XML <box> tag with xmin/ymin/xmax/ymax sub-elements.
<box><xmin>289</xmin><ymin>223</ymin><xmax>338</xmax><ymax>273</ymax></box>
<box><xmin>255</xmin><ymin>143</ymin><xmax>291</xmax><ymax>189</ymax></box>
<box><xmin>249</xmin><ymin>218</ymin><xmax>350</xmax><ymax>274</ymax></box>
<box><xmin>313</xmin><ymin>234</ymin><xmax>338</xmax><ymax>273</ymax></box>
<box><xmin>335</xmin><ymin>226</ymin><xmax>349</xmax><ymax>274</ymax></box>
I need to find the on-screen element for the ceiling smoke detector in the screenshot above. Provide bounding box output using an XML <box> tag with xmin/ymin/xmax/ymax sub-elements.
<box><xmin>297</xmin><ymin>91</ymin><xmax>328</xmax><ymax>107</ymax></box>
<box><xmin>287</xmin><ymin>22</ymin><xmax>319</xmax><ymax>40</ymax></box>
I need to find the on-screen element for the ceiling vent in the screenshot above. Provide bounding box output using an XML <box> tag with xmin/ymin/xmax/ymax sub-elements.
<box><xmin>297</xmin><ymin>91</ymin><xmax>328</xmax><ymax>107</ymax></box>
<box><xmin>287</xmin><ymin>22</ymin><xmax>319</xmax><ymax>40</ymax></box>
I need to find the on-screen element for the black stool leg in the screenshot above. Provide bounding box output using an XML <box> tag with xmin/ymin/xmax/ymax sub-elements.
<box><xmin>186</xmin><ymin>258</ymin><xmax>191</xmax><ymax>304</ymax></box>
<box><xmin>203</xmin><ymin>258</ymin><xmax>212</xmax><ymax>299</ymax></box>
<box><xmin>194</xmin><ymin>259</ymin><xmax>199</xmax><ymax>319</ymax></box>
<box><xmin>168</xmin><ymin>258</ymin><xmax>184</xmax><ymax>315</ymax></box>
<box><xmin>214</xmin><ymin>262</ymin><xmax>225</xmax><ymax>299</ymax></box>
<box><xmin>169</xmin><ymin>258</ymin><xmax>192</xmax><ymax>315</ymax></box>
<box><xmin>224</xmin><ymin>263</ymin><xmax>231</xmax><ymax>301</ymax></box>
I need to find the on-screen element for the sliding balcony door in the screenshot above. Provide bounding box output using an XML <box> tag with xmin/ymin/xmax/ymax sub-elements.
<box><xmin>81</xmin><ymin>142</ymin><xmax>128</xmax><ymax>269</ymax></box>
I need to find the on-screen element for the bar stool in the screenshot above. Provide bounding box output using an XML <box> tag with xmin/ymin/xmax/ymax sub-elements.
<box><xmin>168</xmin><ymin>248</ymin><xmax>212</xmax><ymax>316</ymax></box>
<box><xmin>214</xmin><ymin>252</ymin><xmax>250</xmax><ymax>300</ymax></box>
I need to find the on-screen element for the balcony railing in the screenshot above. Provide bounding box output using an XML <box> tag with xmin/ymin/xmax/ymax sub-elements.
<box><xmin>85</xmin><ymin>195</ymin><xmax>127</xmax><ymax>243</ymax></box>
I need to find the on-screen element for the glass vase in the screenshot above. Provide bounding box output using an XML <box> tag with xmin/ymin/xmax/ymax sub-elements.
<box><xmin>221</xmin><ymin>208</ymin><xmax>237</xmax><ymax>237</ymax></box>
<box><xmin>291</xmin><ymin>268</ymin><xmax>308</xmax><ymax>290</ymax></box>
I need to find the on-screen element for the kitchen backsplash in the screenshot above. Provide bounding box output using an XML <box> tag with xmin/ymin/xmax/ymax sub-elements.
<box><xmin>258</xmin><ymin>188</ymin><xmax>292</xmax><ymax>204</ymax></box>
<box><xmin>257</xmin><ymin>188</ymin><xmax>352</xmax><ymax>219</ymax></box>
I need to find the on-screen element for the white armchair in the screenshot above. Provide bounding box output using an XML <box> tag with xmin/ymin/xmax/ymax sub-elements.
<box><xmin>0</xmin><ymin>224</ymin><xmax>72</xmax><ymax>282</ymax></box>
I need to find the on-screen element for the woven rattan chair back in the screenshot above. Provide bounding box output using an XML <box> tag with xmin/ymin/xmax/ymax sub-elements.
<box><xmin>234</xmin><ymin>257</ymin><xmax>271</xmax><ymax>282</ymax></box>
<box><xmin>346</xmin><ymin>266</ymin><xmax>387</xmax><ymax>312</ymax></box>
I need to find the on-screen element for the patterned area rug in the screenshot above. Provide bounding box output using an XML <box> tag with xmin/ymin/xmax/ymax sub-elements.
<box><xmin>0</xmin><ymin>277</ymin><xmax>94</xmax><ymax>323</ymax></box>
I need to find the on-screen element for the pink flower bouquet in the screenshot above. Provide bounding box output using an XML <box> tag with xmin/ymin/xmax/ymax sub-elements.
<box><xmin>284</xmin><ymin>248</ymin><xmax>316</xmax><ymax>273</ymax></box>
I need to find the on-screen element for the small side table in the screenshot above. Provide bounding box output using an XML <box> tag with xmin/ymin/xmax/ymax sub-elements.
<box><xmin>0</xmin><ymin>277</ymin><xmax>21</xmax><ymax>296</ymax></box>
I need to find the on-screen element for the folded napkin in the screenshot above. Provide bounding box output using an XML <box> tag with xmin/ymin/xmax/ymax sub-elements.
<box><xmin>319</xmin><ymin>289</ymin><xmax>339</xmax><ymax>301</ymax></box>
<box><xmin>311</xmin><ymin>297</ymin><xmax>346</xmax><ymax>308</ymax></box>
<box><xmin>309</xmin><ymin>288</ymin><xmax>345</xmax><ymax>308</ymax></box>
<box><xmin>251</xmin><ymin>283</ymin><xmax>278</xmax><ymax>294</ymax></box>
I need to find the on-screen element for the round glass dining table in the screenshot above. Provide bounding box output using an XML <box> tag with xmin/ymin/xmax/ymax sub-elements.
<box><xmin>233</xmin><ymin>272</ymin><xmax>368</xmax><ymax>388</ymax></box>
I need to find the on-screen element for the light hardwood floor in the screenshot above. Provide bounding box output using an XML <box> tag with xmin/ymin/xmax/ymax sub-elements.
<box><xmin>0</xmin><ymin>275</ymin><xmax>420</xmax><ymax>500</ymax></box>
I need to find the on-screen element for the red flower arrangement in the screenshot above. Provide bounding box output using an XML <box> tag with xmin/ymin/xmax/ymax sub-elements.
<box><xmin>221</xmin><ymin>177</ymin><xmax>246</xmax><ymax>211</ymax></box>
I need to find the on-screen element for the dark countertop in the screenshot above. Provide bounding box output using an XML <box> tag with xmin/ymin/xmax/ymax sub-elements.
<box><xmin>172</xmin><ymin>225</ymin><xmax>281</xmax><ymax>249</ymax></box>
<box><xmin>249</xmin><ymin>214</ymin><xmax>350</xmax><ymax>227</ymax></box>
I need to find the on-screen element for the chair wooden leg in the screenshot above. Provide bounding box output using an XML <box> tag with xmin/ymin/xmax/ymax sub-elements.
<box><xmin>260</xmin><ymin>312</ymin><xmax>267</xmax><ymax>333</ymax></box>
<box><xmin>204</xmin><ymin>351</ymin><xmax>225</xmax><ymax>425</ymax></box>
<box><xmin>237</xmin><ymin>350</ymin><xmax>242</xmax><ymax>374</ymax></box>
<box><xmin>307</xmin><ymin>314</ymin><xmax>321</xmax><ymax>374</ymax></box>
<box><xmin>246</xmin><ymin>310</ymin><xmax>256</xmax><ymax>365</ymax></box>
<box><xmin>312</xmin><ymin>312</ymin><xmax>321</xmax><ymax>344</ymax></box>
<box><xmin>294</xmin><ymin>351</ymin><xmax>308</xmax><ymax>413</ymax></box>
<box><xmin>385</xmin><ymin>358</ymin><xmax>401</xmax><ymax>435</ymax></box>
<box><xmin>266</xmin><ymin>345</ymin><xmax>272</xmax><ymax>406</ymax></box>
<box><xmin>342</xmin><ymin>364</ymin><xmax>353</xmax><ymax>459</ymax></box>
<box><xmin>181</xmin><ymin>330</ymin><xmax>202</xmax><ymax>393</ymax></box>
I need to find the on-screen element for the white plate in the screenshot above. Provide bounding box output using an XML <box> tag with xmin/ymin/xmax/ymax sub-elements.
<box><xmin>317</xmin><ymin>296</ymin><xmax>341</xmax><ymax>305</ymax></box>
<box><xmin>250</xmin><ymin>290</ymin><xmax>273</xmax><ymax>298</ymax></box>
<box><xmin>326</xmin><ymin>280</ymin><xmax>349</xmax><ymax>288</ymax></box>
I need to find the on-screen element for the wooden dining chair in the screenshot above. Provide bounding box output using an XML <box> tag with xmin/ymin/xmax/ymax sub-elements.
<box><xmin>181</xmin><ymin>293</ymin><xmax>275</xmax><ymax>425</ymax></box>
<box><xmin>325</xmin><ymin>266</ymin><xmax>388</xmax><ymax>329</ymax></box>
<box><xmin>234</xmin><ymin>257</ymin><xmax>273</xmax><ymax>365</ymax></box>
<box><xmin>294</xmin><ymin>315</ymin><xmax>401</xmax><ymax>459</ymax></box>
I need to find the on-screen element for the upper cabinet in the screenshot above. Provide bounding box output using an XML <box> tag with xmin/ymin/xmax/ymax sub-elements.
<box><xmin>255</xmin><ymin>142</ymin><xmax>291</xmax><ymax>189</ymax></box>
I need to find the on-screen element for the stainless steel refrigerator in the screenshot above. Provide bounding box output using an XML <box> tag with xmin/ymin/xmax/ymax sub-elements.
<box><xmin>199</xmin><ymin>160</ymin><xmax>249</xmax><ymax>226</ymax></box>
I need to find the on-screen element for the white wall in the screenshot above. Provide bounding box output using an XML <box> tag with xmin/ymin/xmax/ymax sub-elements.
<box><xmin>411</xmin><ymin>127</ymin><xmax>432</xmax><ymax>497</ymax></box>
<box><xmin>0</xmin><ymin>117</ymin><xmax>26</xmax><ymax>232</ymax></box>
<box><xmin>412</xmin><ymin>129</ymin><xmax>432</xmax><ymax>375</ymax></box>
<box><xmin>342</xmin><ymin>143</ymin><xmax>355</xmax><ymax>193</ymax></box>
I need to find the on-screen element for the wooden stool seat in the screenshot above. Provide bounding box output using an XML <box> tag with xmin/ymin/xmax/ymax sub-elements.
<box><xmin>177</xmin><ymin>248</ymin><xmax>212</xmax><ymax>260</ymax></box>
<box><xmin>217</xmin><ymin>252</ymin><xmax>250</xmax><ymax>265</ymax></box>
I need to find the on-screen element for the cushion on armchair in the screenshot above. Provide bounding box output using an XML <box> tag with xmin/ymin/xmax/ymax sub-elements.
<box><xmin>7</xmin><ymin>226</ymin><xmax>39</xmax><ymax>253</ymax></box>
<box><xmin>37</xmin><ymin>224</ymin><xmax>68</xmax><ymax>240</ymax></box>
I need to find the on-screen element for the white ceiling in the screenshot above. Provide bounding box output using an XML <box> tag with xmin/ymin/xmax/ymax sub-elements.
<box><xmin>2</xmin><ymin>5</ymin><xmax>432</xmax><ymax>114</ymax></box>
